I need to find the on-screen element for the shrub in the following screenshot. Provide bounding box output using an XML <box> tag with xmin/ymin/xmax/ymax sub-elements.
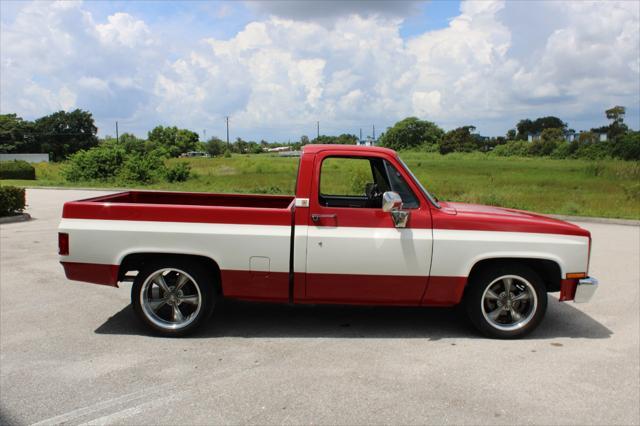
<box><xmin>166</xmin><ymin>162</ymin><xmax>191</xmax><ymax>182</ymax></box>
<box><xmin>491</xmin><ymin>141</ymin><xmax>529</xmax><ymax>157</ymax></box>
<box><xmin>224</xmin><ymin>149</ymin><xmax>232</xmax><ymax>158</ymax></box>
<box><xmin>529</xmin><ymin>139</ymin><xmax>561</xmax><ymax>156</ymax></box>
<box><xmin>0</xmin><ymin>186</ymin><xmax>26</xmax><ymax>216</ymax></box>
<box><xmin>63</xmin><ymin>145</ymin><xmax>125</xmax><ymax>182</ymax></box>
<box><xmin>551</xmin><ymin>142</ymin><xmax>574</xmax><ymax>159</ymax></box>
<box><xmin>611</xmin><ymin>131</ymin><xmax>640</xmax><ymax>161</ymax></box>
<box><xmin>0</xmin><ymin>160</ymin><xmax>36</xmax><ymax>180</ymax></box>
<box><xmin>574</xmin><ymin>142</ymin><xmax>610</xmax><ymax>160</ymax></box>
<box><xmin>117</xmin><ymin>152</ymin><xmax>165</xmax><ymax>184</ymax></box>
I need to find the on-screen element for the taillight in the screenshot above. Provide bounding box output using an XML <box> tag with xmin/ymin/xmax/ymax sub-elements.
<box><xmin>58</xmin><ymin>233</ymin><xmax>69</xmax><ymax>255</ymax></box>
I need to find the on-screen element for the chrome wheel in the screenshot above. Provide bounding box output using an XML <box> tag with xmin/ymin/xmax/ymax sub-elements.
<box><xmin>140</xmin><ymin>268</ymin><xmax>202</xmax><ymax>330</ymax></box>
<box><xmin>481</xmin><ymin>275</ymin><xmax>538</xmax><ymax>332</ymax></box>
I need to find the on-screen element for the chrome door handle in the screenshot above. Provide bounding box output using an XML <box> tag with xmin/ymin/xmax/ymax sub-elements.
<box><xmin>311</xmin><ymin>214</ymin><xmax>336</xmax><ymax>223</ymax></box>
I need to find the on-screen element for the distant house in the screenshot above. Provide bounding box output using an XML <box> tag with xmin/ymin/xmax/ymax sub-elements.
<box><xmin>266</xmin><ymin>146</ymin><xmax>291</xmax><ymax>153</ymax></box>
<box><xmin>527</xmin><ymin>133</ymin><xmax>541</xmax><ymax>142</ymax></box>
<box><xmin>570</xmin><ymin>131</ymin><xmax>608</xmax><ymax>143</ymax></box>
<box><xmin>357</xmin><ymin>136</ymin><xmax>376</xmax><ymax>147</ymax></box>
<box><xmin>527</xmin><ymin>130</ymin><xmax>607</xmax><ymax>143</ymax></box>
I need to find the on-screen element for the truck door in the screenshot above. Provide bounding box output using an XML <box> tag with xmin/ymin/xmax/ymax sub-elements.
<box><xmin>305</xmin><ymin>152</ymin><xmax>433</xmax><ymax>304</ymax></box>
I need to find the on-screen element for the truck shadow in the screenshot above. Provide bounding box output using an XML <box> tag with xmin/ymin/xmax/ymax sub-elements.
<box><xmin>95</xmin><ymin>297</ymin><xmax>612</xmax><ymax>340</ymax></box>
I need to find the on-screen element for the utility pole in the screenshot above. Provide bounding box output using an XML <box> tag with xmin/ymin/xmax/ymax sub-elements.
<box><xmin>359</xmin><ymin>128</ymin><xmax>362</xmax><ymax>143</ymax></box>
<box><xmin>316</xmin><ymin>121</ymin><xmax>320</xmax><ymax>139</ymax></box>
<box><xmin>225</xmin><ymin>116</ymin><xmax>230</xmax><ymax>149</ymax></box>
<box><xmin>372</xmin><ymin>124</ymin><xmax>376</xmax><ymax>141</ymax></box>
<box><xmin>203</xmin><ymin>129</ymin><xmax>206</xmax><ymax>141</ymax></box>
<box><xmin>115</xmin><ymin>121</ymin><xmax>119</xmax><ymax>143</ymax></box>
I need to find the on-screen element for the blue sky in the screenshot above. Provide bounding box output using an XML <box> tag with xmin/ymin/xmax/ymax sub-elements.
<box><xmin>1</xmin><ymin>1</ymin><xmax>638</xmax><ymax>141</ymax></box>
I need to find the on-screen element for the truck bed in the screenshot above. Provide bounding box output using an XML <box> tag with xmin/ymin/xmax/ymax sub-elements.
<box><xmin>62</xmin><ymin>191</ymin><xmax>295</xmax><ymax>225</ymax></box>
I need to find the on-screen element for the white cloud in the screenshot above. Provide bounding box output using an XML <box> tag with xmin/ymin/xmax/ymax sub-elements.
<box><xmin>95</xmin><ymin>12</ymin><xmax>152</xmax><ymax>48</ymax></box>
<box><xmin>1</xmin><ymin>0</ymin><xmax>638</xmax><ymax>140</ymax></box>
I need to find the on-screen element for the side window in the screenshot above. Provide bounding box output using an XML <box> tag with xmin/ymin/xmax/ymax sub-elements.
<box><xmin>319</xmin><ymin>157</ymin><xmax>379</xmax><ymax>208</ymax></box>
<box><xmin>320</xmin><ymin>157</ymin><xmax>372</xmax><ymax>197</ymax></box>
<box><xmin>384</xmin><ymin>160</ymin><xmax>419</xmax><ymax>209</ymax></box>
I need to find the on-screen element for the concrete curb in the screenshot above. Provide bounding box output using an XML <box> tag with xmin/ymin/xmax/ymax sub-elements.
<box><xmin>17</xmin><ymin>187</ymin><xmax>640</xmax><ymax>226</ymax></box>
<box><xmin>549</xmin><ymin>214</ymin><xmax>640</xmax><ymax>227</ymax></box>
<box><xmin>0</xmin><ymin>213</ymin><xmax>31</xmax><ymax>224</ymax></box>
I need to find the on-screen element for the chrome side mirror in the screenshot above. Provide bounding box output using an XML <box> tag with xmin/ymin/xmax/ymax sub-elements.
<box><xmin>382</xmin><ymin>191</ymin><xmax>409</xmax><ymax>228</ymax></box>
<box><xmin>382</xmin><ymin>191</ymin><xmax>403</xmax><ymax>212</ymax></box>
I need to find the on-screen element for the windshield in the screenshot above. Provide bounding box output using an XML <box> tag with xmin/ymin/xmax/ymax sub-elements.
<box><xmin>397</xmin><ymin>157</ymin><xmax>441</xmax><ymax>208</ymax></box>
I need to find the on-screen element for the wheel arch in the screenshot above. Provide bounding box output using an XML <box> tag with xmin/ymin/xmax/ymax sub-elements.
<box><xmin>118</xmin><ymin>252</ymin><xmax>223</xmax><ymax>295</ymax></box>
<box><xmin>465</xmin><ymin>257</ymin><xmax>563</xmax><ymax>294</ymax></box>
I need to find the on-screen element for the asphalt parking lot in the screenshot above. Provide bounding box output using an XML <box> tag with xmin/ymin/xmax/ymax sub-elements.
<box><xmin>1</xmin><ymin>188</ymin><xmax>639</xmax><ymax>425</ymax></box>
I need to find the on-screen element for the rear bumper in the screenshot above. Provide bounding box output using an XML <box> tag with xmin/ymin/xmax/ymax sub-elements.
<box><xmin>559</xmin><ymin>276</ymin><xmax>598</xmax><ymax>302</ymax></box>
<box><xmin>60</xmin><ymin>261</ymin><xmax>119</xmax><ymax>287</ymax></box>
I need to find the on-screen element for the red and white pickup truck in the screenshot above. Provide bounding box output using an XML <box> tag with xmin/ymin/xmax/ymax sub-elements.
<box><xmin>58</xmin><ymin>145</ymin><xmax>598</xmax><ymax>338</ymax></box>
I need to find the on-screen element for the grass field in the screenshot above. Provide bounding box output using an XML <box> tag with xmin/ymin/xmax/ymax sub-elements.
<box><xmin>2</xmin><ymin>152</ymin><xmax>639</xmax><ymax>219</ymax></box>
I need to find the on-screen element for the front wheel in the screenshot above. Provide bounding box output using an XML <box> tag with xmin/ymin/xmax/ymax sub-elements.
<box><xmin>131</xmin><ymin>259</ymin><xmax>216</xmax><ymax>336</ymax></box>
<box><xmin>465</xmin><ymin>264</ymin><xmax>547</xmax><ymax>339</ymax></box>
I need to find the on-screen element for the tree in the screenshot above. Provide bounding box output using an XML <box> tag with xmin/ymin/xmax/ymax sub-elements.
<box><xmin>34</xmin><ymin>109</ymin><xmax>98</xmax><ymax>161</ymax></box>
<box><xmin>439</xmin><ymin>126</ymin><xmax>478</xmax><ymax>154</ymax></box>
<box><xmin>515</xmin><ymin>116</ymin><xmax>566</xmax><ymax>140</ymax></box>
<box><xmin>604</xmin><ymin>105</ymin><xmax>628</xmax><ymax>140</ymax></box>
<box><xmin>312</xmin><ymin>134</ymin><xmax>358</xmax><ymax>144</ymax></box>
<box><xmin>506</xmin><ymin>129</ymin><xmax>516</xmax><ymax>140</ymax></box>
<box><xmin>378</xmin><ymin>117</ymin><xmax>444</xmax><ymax>150</ymax></box>
<box><xmin>529</xmin><ymin>128</ymin><xmax>564</xmax><ymax>156</ymax></box>
<box><xmin>205</xmin><ymin>137</ymin><xmax>225</xmax><ymax>157</ymax></box>
<box><xmin>117</xmin><ymin>133</ymin><xmax>146</xmax><ymax>155</ymax></box>
<box><xmin>300</xmin><ymin>135</ymin><xmax>310</xmax><ymax>146</ymax></box>
<box><xmin>606</xmin><ymin>106</ymin><xmax>625</xmax><ymax>125</ymax></box>
<box><xmin>0</xmin><ymin>114</ymin><xmax>37</xmax><ymax>153</ymax></box>
<box><xmin>232</xmin><ymin>137</ymin><xmax>248</xmax><ymax>154</ymax></box>
<box><xmin>540</xmin><ymin>128</ymin><xmax>565</xmax><ymax>143</ymax></box>
<box><xmin>147</xmin><ymin>126</ymin><xmax>199</xmax><ymax>157</ymax></box>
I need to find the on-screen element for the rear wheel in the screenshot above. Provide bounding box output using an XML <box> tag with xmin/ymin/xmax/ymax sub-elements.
<box><xmin>465</xmin><ymin>264</ymin><xmax>547</xmax><ymax>339</ymax></box>
<box><xmin>132</xmin><ymin>259</ymin><xmax>216</xmax><ymax>336</ymax></box>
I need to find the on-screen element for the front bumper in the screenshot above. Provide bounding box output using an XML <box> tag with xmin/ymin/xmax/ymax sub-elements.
<box><xmin>574</xmin><ymin>277</ymin><xmax>598</xmax><ymax>303</ymax></box>
<box><xmin>559</xmin><ymin>276</ymin><xmax>599</xmax><ymax>302</ymax></box>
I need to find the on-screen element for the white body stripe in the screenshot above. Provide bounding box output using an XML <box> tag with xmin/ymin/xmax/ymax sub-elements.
<box><xmin>305</xmin><ymin>226</ymin><xmax>432</xmax><ymax>276</ymax></box>
<box><xmin>431</xmin><ymin>229</ymin><xmax>589</xmax><ymax>277</ymax></box>
<box><xmin>60</xmin><ymin>219</ymin><xmax>589</xmax><ymax>279</ymax></box>
<box><xmin>59</xmin><ymin>219</ymin><xmax>292</xmax><ymax>273</ymax></box>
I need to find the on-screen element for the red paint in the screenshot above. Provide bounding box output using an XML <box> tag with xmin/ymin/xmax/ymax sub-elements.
<box><xmin>303</xmin><ymin>273</ymin><xmax>427</xmax><ymax>305</ymax></box>
<box><xmin>305</xmin><ymin>149</ymin><xmax>433</xmax><ymax>229</ymax></box>
<box><xmin>431</xmin><ymin>202</ymin><xmax>591</xmax><ymax>237</ymax></box>
<box><xmin>63</xmin><ymin>191</ymin><xmax>294</xmax><ymax>226</ymax></box>
<box><xmin>221</xmin><ymin>270</ymin><xmax>290</xmax><ymax>302</ymax></box>
<box><xmin>422</xmin><ymin>276</ymin><xmax>468</xmax><ymax>306</ymax></box>
<box><xmin>58</xmin><ymin>233</ymin><xmax>69</xmax><ymax>255</ymax></box>
<box><xmin>61</xmin><ymin>262</ymin><xmax>119</xmax><ymax>287</ymax></box>
<box><xmin>559</xmin><ymin>279</ymin><xmax>578</xmax><ymax>301</ymax></box>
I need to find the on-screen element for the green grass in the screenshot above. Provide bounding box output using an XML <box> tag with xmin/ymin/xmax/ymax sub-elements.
<box><xmin>2</xmin><ymin>153</ymin><xmax>639</xmax><ymax>219</ymax></box>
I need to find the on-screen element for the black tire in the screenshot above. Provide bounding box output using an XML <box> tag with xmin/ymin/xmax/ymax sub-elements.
<box><xmin>465</xmin><ymin>263</ymin><xmax>547</xmax><ymax>339</ymax></box>
<box><xmin>131</xmin><ymin>258</ymin><xmax>216</xmax><ymax>337</ymax></box>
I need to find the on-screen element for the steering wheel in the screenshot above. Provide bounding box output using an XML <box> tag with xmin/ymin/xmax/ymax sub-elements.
<box><xmin>365</xmin><ymin>182</ymin><xmax>383</xmax><ymax>208</ymax></box>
